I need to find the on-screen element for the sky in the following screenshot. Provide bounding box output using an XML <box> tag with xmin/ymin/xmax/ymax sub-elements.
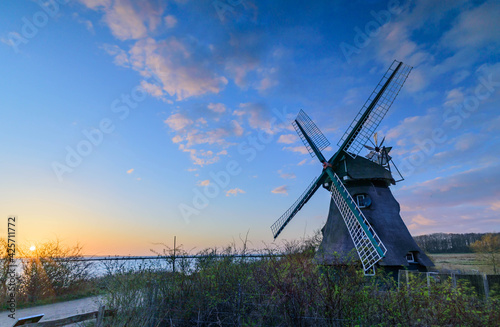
<box><xmin>0</xmin><ymin>0</ymin><xmax>499</xmax><ymax>256</ymax></box>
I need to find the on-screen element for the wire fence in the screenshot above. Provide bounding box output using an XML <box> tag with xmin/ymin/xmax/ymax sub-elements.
<box><xmin>398</xmin><ymin>270</ymin><xmax>500</xmax><ymax>300</ymax></box>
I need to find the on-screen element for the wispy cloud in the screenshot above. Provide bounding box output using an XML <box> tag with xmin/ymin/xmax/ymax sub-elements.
<box><xmin>272</xmin><ymin>185</ymin><xmax>288</xmax><ymax>195</ymax></box>
<box><xmin>127</xmin><ymin>168</ymin><xmax>134</xmax><ymax>174</ymax></box>
<box><xmin>82</xmin><ymin>0</ymin><xmax>229</xmax><ymax>101</ymax></box>
<box><xmin>126</xmin><ymin>37</ymin><xmax>228</xmax><ymax>100</ymax></box>
<box><xmin>297</xmin><ymin>159</ymin><xmax>307</xmax><ymax>166</ymax></box>
<box><xmin>278</xmin><ymin>134</ymin><xmax>298</xmax><ymax>144</ymax></box>
<box><xmin>236</xmin><ymin>102</ymin><xmax>282</xmax><ymax>134</ymax></box>
<box><xmin>278</xmin><ymin>170</ymin><xmax>296</xmax><ymax>179</ymax></box>
<box><xmin>441</xmin><ymin>1</ymin><xmax>500</xmax><ymax>50</ymax></box>
<box><xmin>79</xmin><ymin>0</ymin><xmax>164</xmax><ymax>40</ymax></box>
<box><xmin>197</xmin><ymin>180</ymin><xmax>210</xmax><ymax>186</ymax></box>
<box><xmin>226</xmin><ymin>188</ymin><xmax>245</xmax><ymax>197</ymax></box>
<box><xmin>207</xmin><ymin>103</ymin><xmax>226</xmax><ymax>113</ymax></box>
<box><xmin>164</xmin><ymin>113</ymin><xmax>193</xmax><ymax>131</ymax></box>
<box><xmin>164</xmin><ymin>15</ymin><xmax>177</xmax><ymax>28</ymax></box>
<box><xmin>283</xmin><ymin>146</ymin><xmax>308</xmax><ymax>155</ymax></box>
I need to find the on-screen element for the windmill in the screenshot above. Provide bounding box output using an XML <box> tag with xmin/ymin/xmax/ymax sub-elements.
<box><xmin>365</xmin><ymin>133</ymin><xmax>391</xmax><ymax>166</ymax></box>
<box><xmin>270</xmin><ymin>60</ymin><xmax>433</xmax><ymax>275</ymax></box>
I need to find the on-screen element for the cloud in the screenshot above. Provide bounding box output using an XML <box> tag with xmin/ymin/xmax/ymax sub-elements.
<box><xmin>172</xmin><ymin>135</ymin><xmax>183</xmax><ymax>143</ymax></box>
<box><xmin>297</xmin><ymin>159</ymin><xmax>307</xmax><ymax>166</ymax></box>
<box><xmin>164</xmin><ymin>110</ymin><xmax>245</xmax><ymax>166</ymax></box>
<box><xmin>179</xmin><ymin>145</ymin><xmax>220</xmax><ymax>166</ymax></box>
<box><xmin>102</xmin><ymin>44</ymin><xmax>130</xmax><ymax>67</ymax></box>
<box><xmin>79</xmin><ymin>0</ymin><xmax>111</xmax><ymax>10</ymax></box>
<box><xmin>385</xmin><ymin>114</ymin><xmax>438</xmax><ymax>155</ymax></box>
<box><xmin>236</xmin><ymin>102</ymin><xmax>281</xmax><ymax>134</ymax></box>
<box><xmin>489</xmin><ymin>201</ymin><xmax>500</xmax><ymax>211</ymax></box>
<box><xmin>226</xmin><ymin>188</ymin><xmax>245</xmax><ymax>197</ymax></box>
<box><xmin>278</xmin><ymin>170</ymin><xmax>296</xmax><ymax>179</ymax></box>
<box><xmin>164</xmin><ymin>113</ymin><xmax>193</xmax><ymax>131</ymax></box>
<box><xmin>72</xmin><ymin>12</ymin><xmax>95</xmax><ymax>33</ymax></box>
<box><xmin>184</xmin><ymin>128</ymin><xmax>232</xmax><ymax>148</ymax></box>
<box><xmin>80</xmin><ymin>0</ymin><xmax>164</xmax><ymax>40</ymax></box>
<box><xmin>126</xmin><ymin>37</ymin><xmax>228</xmax><ymax>100</ymax></box>
<box><xmin>256</xmin><ymin>76</ymin><xmax>277</xmax><ymax>91</ymax></box>
<box><xmin>444</xmin><ymin>88</ymin><xmax>465</xmax><ymax>107</ymax></box>
<box><xmin>278</xmin><ymin>134</ymin><xmax>298</xmax><ymax>144</ymax></box>
<box><xmin>140</xmin><ymin>80</ymin><xmax>163</xmax><ymax>98</ymax></box>
<box><xmin>283</xmin><ymin>146</ymin><xmax>308</xmax><ymax>155</ymax></box>
<box><xmin>272</xmin><ymin>185</ymin><xmax>288</xmax><ymax>195</ymax></box>
<box><xmin>452</xmin><ymin>133</ymin><xmax>483</xmax><ymax>152</ymax></box>
<box><xmin>398</xmin><ymin>164</ymin><xmax>500</xmax><ymax>213</ymax></box>
<box><xmin>410</xmin><ymin>214</ymin><xmax>436</xmax><ymax>227</ymax></box>
<box><xmin>164</xmin><ymin>15</ymin><xmax>177</xmax><ymax>28</ymax></box>
<box><xmin>207</xmin><ymin>103</ymin><xmax>226</xmax><ymax>113</ymax></box>
<box><xmin>127</xmin><ymin>168</ymin><xmax>134</xmax><ymax>174</ymax></box>
<box><xmin>231</xmin><ymin>120</ymin><xmax>244</xmax><ymax>136</ymax></box>
<box><xmin>441</xmin><ymin>1</ymin><xmax>500</xmax><ymax>50</ymax></box>
<box><xmin>197</xmin><ymin>180</ymin><xmax>210</xmax><ymax>186</ymax></box>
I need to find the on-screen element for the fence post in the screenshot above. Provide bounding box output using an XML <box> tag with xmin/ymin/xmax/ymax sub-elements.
<box><xmin>482</xmin><ymin>274</ymin><xmax>489</xmax><ymax>300</ymax></box>
<box><xmin>405</xmin><ymin>270</ymin><xmax>409</xmax><ymax>291</ymax></box>
<box><xmin>237</xmin><ymin>282</ymin><xmax>242</xmax><ymax>327</ymax></box>
<box><xmin>451</xmin><ymin>273</ymin><xmax>456</xmax><ymax>289</ymax></box>
<box><xmin>96</xmin><ymin>305</ymin><xmax>105</xmax><ymax>327</ymax></box>
<box><xmin>427</xmin><ymin>272</ymin><xmax>431</xmax><ymax>296</ymax></box>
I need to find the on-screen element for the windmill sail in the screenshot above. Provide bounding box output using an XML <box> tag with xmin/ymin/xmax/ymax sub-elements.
<box><xmin>271</xmin><ymin>175</ymin><xmax>323</xmax><ymax>239</ymax></box>
<box><xmin>329</xmin><ymin>171</ymin><xmax>387</xmax><ymax>273</ymax></box>
<box><xmin>338</xmin><ymin>60</ymin><xmax>412</xmax><ymax>158</ymax></box>
<box><xmin>293</xmin><ymin>109</ymin><xmax>330</xmax><ymax>159</ymax></box>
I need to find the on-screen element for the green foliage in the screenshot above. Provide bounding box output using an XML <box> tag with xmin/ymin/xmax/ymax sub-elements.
<box><xmin>470</xmin><ymin>233</ymin><xmax>500</xmax><ymax>274</ymax></box>
<box><xmin>101</xmin><ymin>234</ymin><xmax>499</xmax><ymax>327</ymax></box>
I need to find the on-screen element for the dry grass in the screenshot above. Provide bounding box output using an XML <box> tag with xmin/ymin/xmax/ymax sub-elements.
<box><xmin>429</xmin><ymin>253</ymin><xmax>496</xmax><ymax>274</ymax></box>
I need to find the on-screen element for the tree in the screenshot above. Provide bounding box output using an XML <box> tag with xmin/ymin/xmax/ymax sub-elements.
<box><xmin>470</xmin><ymin>234</ymin><xmax>500</xmax><ymax>274</ymax></box>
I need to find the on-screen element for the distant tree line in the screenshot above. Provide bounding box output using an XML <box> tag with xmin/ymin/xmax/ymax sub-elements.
<box><xmin>414</xmin><ymin>233</ymin><xmax>500</xmax><ymax>254</ymax></box>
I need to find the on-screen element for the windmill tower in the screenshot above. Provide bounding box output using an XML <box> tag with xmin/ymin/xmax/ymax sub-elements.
<box><xmin>270</xmin><ymin>60</ymin><xmax>433</xmax><ymax>275</ymax></box>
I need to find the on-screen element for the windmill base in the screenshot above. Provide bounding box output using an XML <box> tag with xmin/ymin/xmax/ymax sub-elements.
<box><xmin>315</xmin><ymin>178</ymin><xmax>433</xmax><ymax>273</ymax></box>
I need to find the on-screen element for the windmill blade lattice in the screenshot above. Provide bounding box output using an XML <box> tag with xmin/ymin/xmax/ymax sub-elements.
<box><xmin>271</xmin><ymin>175</ymin><xmax>322</xmax><ymax>239</ymax></box>
<box><xmin>293</xmin><ymin>109</ymin><xmax>330</xmax><ymax>159</ymax></box>
<box><xmin>338</xmin><ymin>60</ymin><xmax>412</xmax><ymax>158</ymax></box>
<box><xmin>329</xmin><ymin>172</ymin><xmax>387</xmax><ymax>274</ymax></box>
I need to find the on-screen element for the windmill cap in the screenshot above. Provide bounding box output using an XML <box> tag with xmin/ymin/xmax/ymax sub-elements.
<box><xmin>342</xmin><ymin>155</ymin><xmax>395</xmax><ymax>185</ymax></box>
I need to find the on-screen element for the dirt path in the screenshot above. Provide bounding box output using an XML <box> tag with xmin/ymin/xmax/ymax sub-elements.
<box><xmin>1</xmin><ymin>296</ymin><xmax>103</xmax><ymax>327</ymax></box>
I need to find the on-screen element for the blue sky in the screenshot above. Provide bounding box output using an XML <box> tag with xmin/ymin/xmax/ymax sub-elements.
<box><xmin>0</xmin><ymin>0</ymin><xmax>499</xmax><ymax>255</ymax></box>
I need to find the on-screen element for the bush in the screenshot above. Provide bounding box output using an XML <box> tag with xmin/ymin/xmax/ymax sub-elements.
<box><xmin>98</xmin><ymin>233</ymin><xmax>500</xmax><ymax>327</ymax></box>
<box><xmin>1</xmin><ymin>239</ymin><xmax>94</xmax><ymax>307</ymax></box>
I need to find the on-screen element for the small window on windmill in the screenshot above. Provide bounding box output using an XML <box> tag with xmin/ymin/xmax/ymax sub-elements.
<box><xmin>406</xmin><ymin>252</ymin><xmax>416</xmax><ymax>263</ymax></box>
<box><xmin>355</xmin><ymin>194</ymin><xmax>371</xmax><ymax>208</ymax></box>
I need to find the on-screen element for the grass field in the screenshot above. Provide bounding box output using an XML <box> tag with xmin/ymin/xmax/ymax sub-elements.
<box><xmin>429</xmin><ymin>253</ymin><xmax>496</xmax><ymax>274</ymax></box>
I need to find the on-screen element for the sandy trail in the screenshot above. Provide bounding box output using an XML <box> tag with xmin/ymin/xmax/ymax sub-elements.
<box><xmin>0</xmin><ymin>296</ymin><xmax>103</xmax><ymax>327</ymax></box>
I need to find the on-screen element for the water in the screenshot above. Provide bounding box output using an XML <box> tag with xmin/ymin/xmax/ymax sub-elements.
<box><xmin>5</xmin><ymin>254</ymin><xmax>280</xmax><ymax>278</ymax></box>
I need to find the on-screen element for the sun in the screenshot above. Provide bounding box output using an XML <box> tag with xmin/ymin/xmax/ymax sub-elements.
<box><xmin>29</xmin><ymin>245</ymin><xmax>36</xmax><ymax>251</ymax></box>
